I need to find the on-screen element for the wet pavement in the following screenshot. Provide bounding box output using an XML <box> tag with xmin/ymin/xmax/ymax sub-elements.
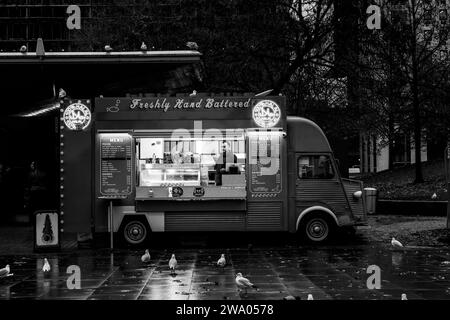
<box><xmin>0</xmin><ymin>232</ymin><xmax>450</xmax><ymax>300</ymax></box>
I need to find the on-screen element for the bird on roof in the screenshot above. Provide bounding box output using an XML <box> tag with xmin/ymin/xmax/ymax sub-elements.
<box><xmin>186</xmin><ymin>41</ymin><xmax>199</xmax><ymax>50</ymax></box>
<box><xmin>401</xmin><ymin>293</ymin><xmax>407</xmax><ymax>300</ymax></box>
<box><xmin>42</xmin><ymin>258</ymin><xmax>51</xmax><ymax>272</ymax></box>
<box><xmin>189</xmin><ymin>90</ymin><xmax>197</xmax><ymax>97</ymax></box>
<box><xmin>104</xmin><ymin>45</ymin><xmax>112</xmax><ymax>52</ymax></box>
<box><xmin>235</xmin><ymin>273</ymin><xmax>258</xmax><ymax>296</ymax></box>
<box><xmin>140</xmin><ymin>42</ymin><xmax>147</xmax><ymax>51</ymax></box>
<box><xmin>0</xmin><ymin>265</ymin><xmax>12</xmax><ymax>278</ymax></box>
<box><xmin>391</xmin><ymin>237</ymin><xmax>403</xmax><ymax>248</ymax></box>
<box><xmin>20</xmin><ymin>45</ymin><xmax>27</xmax><ymax>53</ymax></box>
<box><xmin>141</xmin><ymin>249</ymin><xmax>151</xmax><ymax>263</ymax></box>
<box><xmin>283</xmin><ymin>295</ymin><xmax>301</xmax><ymax>300</ymax></box>
<box><xmin>307</xmin><ymin>294</ymin><xmax>314</xmax><ymax>300</ymax></box>
<box><xmin>59</xmin><ymin>88</ymin><xmax>67</xmax><ymax>99</ymax></box>
<box><xmin>169</xmin><ymin>254</ymin><xmax>177</xmax><ymax>275</ymax></box>
<box><xmin>217</xmin><ymin>254</ymin><xmax>226</xmax><ymax>269</ymax></box>
<box><xmin>431</xmin><ymin>193</ymin><xmax>437</xmax><ymax>200</ymax></box>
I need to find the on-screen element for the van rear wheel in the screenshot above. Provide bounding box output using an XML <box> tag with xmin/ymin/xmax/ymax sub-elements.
<box><xmin>299</xmin><ymin>213</ymin><xmax>335</xmax><ymax>243</ymax></box>
<box><xmin>121</xmin><ymin>219</ymin><xmax>149</xmax><ymax>246</ymax></box>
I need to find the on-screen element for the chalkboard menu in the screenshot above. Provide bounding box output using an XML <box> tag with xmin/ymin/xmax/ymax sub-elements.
<box><xmin>249</xmin><ymin>134</ymin><xmax>282</xmax><ymax>195</ymax></box>
<box><xmin>99</xmin><ymin>133</ymin><xmax>132</xmax><ymax>196</ymax></box>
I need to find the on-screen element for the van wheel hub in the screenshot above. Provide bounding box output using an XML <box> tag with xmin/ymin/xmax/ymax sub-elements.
<box><xmin>124</xmin><ymin>221</ymin><xmax>147</xmax><ymax>244</ymax></box>
<box><xmin>306</xmin><ymin>218</ymin><xmax>329</xmax><ymax>241</ymax></box>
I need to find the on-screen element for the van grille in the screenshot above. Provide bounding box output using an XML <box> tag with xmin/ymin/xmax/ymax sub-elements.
<box><xmin>247</xmin><ymin>202</ymin><xmax>282</xmax><ymax>231</ymax></box>
<box><xmin>165</xmin><ymin>212</ymin><xmax>245</xmax><ymax>231</ymax></box>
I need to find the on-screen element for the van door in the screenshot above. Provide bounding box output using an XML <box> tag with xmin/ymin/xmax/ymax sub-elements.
<box><xmin>295</xmin><ymin>153</ymin><xmax>350</xmax><ymax>241</ymax></box>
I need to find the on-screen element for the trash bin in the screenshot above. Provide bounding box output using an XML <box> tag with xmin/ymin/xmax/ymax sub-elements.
<box><xmin>364</xmin><ymin>187</ymin><xmax>377</xmax><ymax>214</ymax></box>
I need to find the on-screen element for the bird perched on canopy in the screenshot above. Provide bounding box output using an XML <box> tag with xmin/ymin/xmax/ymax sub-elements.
<box><xmin>186</xmin><ymin>41</ymin><xmax>199</xmax><ymax>50</ymax></box>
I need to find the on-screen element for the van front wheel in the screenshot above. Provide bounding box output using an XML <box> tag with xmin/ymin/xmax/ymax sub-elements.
<box><xmin>299</xmin><ymin>213</ymin><xmax>335</xmax><ymax>243</ymax></box>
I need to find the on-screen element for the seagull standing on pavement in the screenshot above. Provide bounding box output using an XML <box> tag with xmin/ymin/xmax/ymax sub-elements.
<box><xmin>169</xmin><ymin>254</ymin><xmax>177</xmax><ymax>275</ymax></box>
<box><xmin>42</xmin><ymin>258</ymin><xmax>51</xmax><ymax>272</ymax></box>
<box><xmin>0</xmin><ymin>265</ymin><xmax>12</xmax><ymax>278</ymax></box>
<box><xmin>391</xmin><ymin>237</ymin><xmax>403</xmax><ymax>248</ymax></box>
<box><xmin>235</xmin><ymin>273</ymin><xmax>258</xmax><ymax>296</ymax></box>
<box><xmin>217</xmin><ymin>254</ymin><xmax>226</xmax><ymax>269</ymax></box>
<box><xmin>141</xmin><ymin>249</ymin><xmax>151</xmax><ymax>263</ymax></box>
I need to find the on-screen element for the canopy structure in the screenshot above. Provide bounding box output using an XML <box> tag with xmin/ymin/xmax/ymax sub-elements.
<box><xmin>0</xmin><ymin>39</ymin><xmax>203</xmax><ymax>116</ymax></box>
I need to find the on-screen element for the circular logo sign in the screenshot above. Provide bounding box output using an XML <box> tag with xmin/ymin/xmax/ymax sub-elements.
<box><xmin>252</xmin><ymin>100</ymin><xmax>281</xmax><ymax>128</ymax></box>
<box><xmin>63</xmin><ymin>102</ymin><xmax>91</xmax><ymax>131</ymax></box>
<box><xmin>193</xmin><ymin>187</ymin><xmax>205</xmax><ymax>197</ymax></box>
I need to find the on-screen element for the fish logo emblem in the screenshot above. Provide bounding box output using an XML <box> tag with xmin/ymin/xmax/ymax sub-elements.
<box><xmin>106</xmin><ymin>99</ymin><xmax>121</xmax><ymax>113</ymax></box>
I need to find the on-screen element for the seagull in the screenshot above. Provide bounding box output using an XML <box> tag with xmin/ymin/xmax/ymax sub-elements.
<box><xmin>431</xmin><ymin>193</ymin><xmax>437</xmax><ymax>200</ymax></box>
<box><xmin>235</xmin><ymin>273</ymin><xmax>258</xmax><ymax>296</ymax></box>
<box><xmin>189</xmin><ymin>90</ymin><xmax>197</xmax><ymax>97</ymax></box>
<box><xmin>0</xmin><ymin>265</ymin><xmax>13</xmax><ymax>278</ymax></box>
<box><xmin>186</xmin><ymin>41</ymin><xmax>199</xmax><ymax>50</ymax></box>
<box><xmin>217</xmin><ymin>254</ymin><xmax>226</xmax><ymax>269</ymax></box>
<box><xmin>169</xmin><ymin>254</ymin><xmax>177</xmax><ymax>275</ymax></box>
<box><xmin>401</xmin><ymin>293</ymin><xmax>407</xmax><ymax>300</ymax></box>
<box><xmin>59</xmin><ymin>88</ymin><xmax>66</xmax><ymax>99</ymax></box>
<box><xmin>20</xmin><ymin>45</ymin><xmax>27</xmax><ymax>53</ymax></box>
<box><xmin>283</xmin><ymin>295</ymin><xmax>301</xmax><ymax>300</ymax></box>
<box><xmin>391</xmin><ymin>237</ymin><xmax>403</xmax><ymax>248</ymax></box>
<box><xmin>104</xmin><ymin>45</ymin><xmax>112</xmax><ymax>52</ymax></box>
<box><xmin>141</xmin><ymin>249</ymin><xmax>151</xmax><ymax>263</ymax></box>
<box><xmin>42</xmin><ymin>258</ymin><xmax>51</xmax><ymax>272</ymax></box>
<box><xmin>140</xmin><ymin>42</ymin><xmax>147</xmax><ymax>51</ymax></box>
<box><xmin>307</xmin><ymin>294</ymin><xmax>314</xmax><ymax>300</ymax></box>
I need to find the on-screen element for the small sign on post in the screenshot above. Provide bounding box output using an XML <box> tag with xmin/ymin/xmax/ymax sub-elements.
<box><xmin>34</xmin><ymin>210</ymin><xmax>60</xmax><ymax>252</ymax></box>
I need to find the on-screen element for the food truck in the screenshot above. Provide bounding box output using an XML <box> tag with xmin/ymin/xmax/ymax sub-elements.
<box><xmin>60</xmin><ymin>94</ymin><xmax>367</xmax><ymax>245</ymax></box>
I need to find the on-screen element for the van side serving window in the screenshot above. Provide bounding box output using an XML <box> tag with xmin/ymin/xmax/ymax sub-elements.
<box><xmin>298</xmin><ymin>155</ymin><xmax>334</xmax><ymax>179</ymax></box>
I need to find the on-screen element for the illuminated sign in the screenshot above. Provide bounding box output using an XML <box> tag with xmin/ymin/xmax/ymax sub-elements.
<box><xmin>252</xmin><ymin>100</ymin><xmax>281</xmax><ymax>128</ymax></box>
<box><xmin>63</xmin><ymin>102</ymin><xmax>92</xmax><ymax>130</ymax></box>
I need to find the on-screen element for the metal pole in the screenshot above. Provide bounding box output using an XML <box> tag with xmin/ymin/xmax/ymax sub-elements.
<box><xmin>109</xmin><ymin>200</ymin><xmax>114</xmax><ymax>250</ymax></box>
<box><xmin>446</xmin><ymin>144</ymin><xmax>450</xmax><ymax>229</ymax></box>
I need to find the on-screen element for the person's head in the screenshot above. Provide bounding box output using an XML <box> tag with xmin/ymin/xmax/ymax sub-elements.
<box><xmin>221</xmin><ymin>141</ymin><xmax>231</xmax><ymax>153</ymax></box>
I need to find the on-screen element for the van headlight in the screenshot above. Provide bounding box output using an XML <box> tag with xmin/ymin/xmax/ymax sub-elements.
<box><xmin>353</xmin><ymin>191</ymin><xmax>362</xmax><ymax>199</ymax></box>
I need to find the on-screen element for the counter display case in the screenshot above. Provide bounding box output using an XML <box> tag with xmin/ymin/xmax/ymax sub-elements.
<box><xmin>139</xmin><ymin>163</ymin><xmax>201</xmax><ymax>187</ymax></box>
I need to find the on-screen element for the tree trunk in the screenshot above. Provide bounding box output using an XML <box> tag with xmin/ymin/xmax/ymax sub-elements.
<box><xmin>410</xmin><ymin>0</ymin><xmax>424</xmax><ymax>184</ymax></box>
<box><xmin>388</xmin><ymin>115</ymin><xmax>394</xmax><ymax>170</ymax></box>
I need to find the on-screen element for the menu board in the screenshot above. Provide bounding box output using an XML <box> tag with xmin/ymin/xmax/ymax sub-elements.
<box><xmin>249</xmin><ymin>134</ymin><xmax>282</xmax><ymax>195</ymax></box>
<box><xmin>99</xmin><ymin>133</ymin><xmax>132</xmax><ymax>196</ymax></box>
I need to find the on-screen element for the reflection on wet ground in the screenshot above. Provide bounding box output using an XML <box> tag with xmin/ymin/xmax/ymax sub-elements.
<box><xmin>0</xmin><ymin>232</ymin><xmax>450</xmax><ymax>300</ymax></box>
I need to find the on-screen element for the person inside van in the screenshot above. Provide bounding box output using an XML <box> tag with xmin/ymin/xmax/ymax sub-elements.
<box><xmin>214</xmin><ymin>141</ymin><xmax>238</xmax><ymax>185</ymax></box>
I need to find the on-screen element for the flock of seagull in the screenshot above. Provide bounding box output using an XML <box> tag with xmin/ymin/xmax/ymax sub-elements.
<box><xmin>0</xmin><ymin>238</ymin><xmax>409</xmax><ymax>300</ymax></box>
